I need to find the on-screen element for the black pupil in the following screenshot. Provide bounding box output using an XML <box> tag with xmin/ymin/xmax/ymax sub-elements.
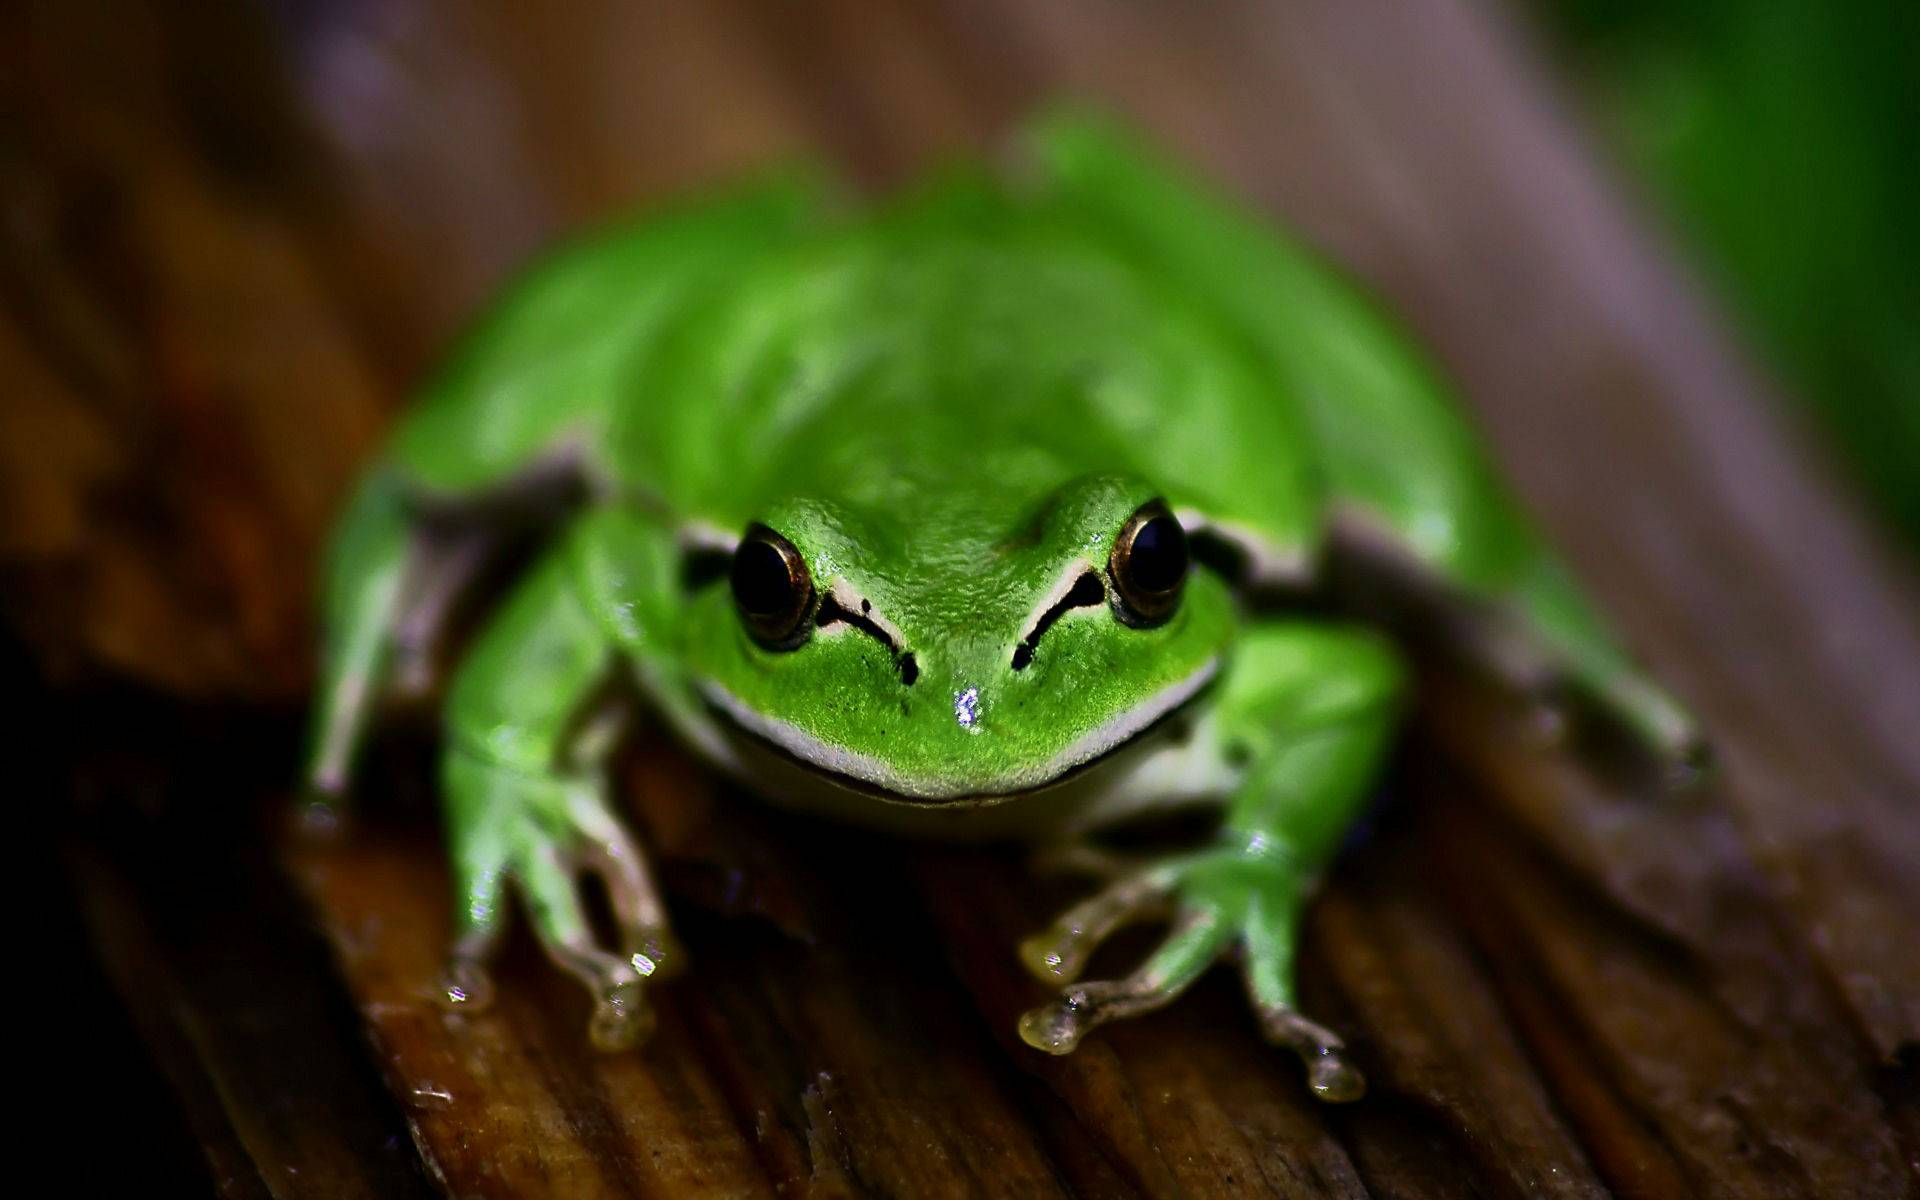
<box><xmin>1128</xmin><ymin>516</ymin><xmax>1189</xmax><ymax>594</ymax></box>
<box><xmin>731</xmin><ymin>540</ymin><xmax>797</xmax><ymax>616</ymax></box>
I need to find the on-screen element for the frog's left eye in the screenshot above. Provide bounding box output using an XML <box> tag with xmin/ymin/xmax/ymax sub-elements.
<box><xmin>731</xmin><ymin>524</ymin><xmax>815</xmax><ymax>647</ymax></box>
<box><xmin>1108</xmin><ymin>499</ymin><xmax>1189</xmax><ymax>625</ymax></box>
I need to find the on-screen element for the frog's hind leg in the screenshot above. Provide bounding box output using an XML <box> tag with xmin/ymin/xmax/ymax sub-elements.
<box><xmin>1489</xmin><ymin>546</ymin><xmax>1703</xmax><ymax>773</ymax></box>
<box><xmin>303</xmin><ymin>476</ymin><xmax>517</xmax><ymax>818</ymax></box>
<box><xmin>306</xmin><ymin>447</ymin><xmax>593</xmax><ymax>824</ymax></box>
<box><xmin>304</xmin><ymin>470</ymin><xmax>414</xmax><ymax>824</ymax></box>
<box><xmin>387</xmin><ymin>453</ymin><xmax>587</xmax><ymax>696</ymax></box>
<box><xmin>388</xmin><ymin>526</ymin><xmax>495</xmax><ymax>697</ymax></box>
<box><xmin>1331</xmin><ymin>510</ymin><xmax>1705</xmax><ymax>779</ymax></box>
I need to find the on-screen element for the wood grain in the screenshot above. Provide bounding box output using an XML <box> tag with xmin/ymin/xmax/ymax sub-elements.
<box><xmin>14</xmin><ymin>0</ymin><xmax>1916</xmax><ymax>1194</ymax></box>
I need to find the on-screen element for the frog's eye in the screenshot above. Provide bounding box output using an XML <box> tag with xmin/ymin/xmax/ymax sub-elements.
<box><xmin>731</xmin><ymin>524</ymin><xmax>815</xmax><ymax>647</ymax></box>
<box><xmin>1108</xmin><ymin>499</ymin><xmax>1189</xmax><ymax>625</ymax></box>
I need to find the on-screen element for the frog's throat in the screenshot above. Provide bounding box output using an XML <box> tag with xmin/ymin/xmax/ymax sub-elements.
<box><xmin>697</xmin><ymin>658</ymin><xmax>1220</xmax><ymax>806</ymax></box>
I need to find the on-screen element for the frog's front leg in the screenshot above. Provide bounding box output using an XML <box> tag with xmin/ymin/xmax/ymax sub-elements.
<box><xmin>1017</xmin><ymin>622</ymin><xmax>1404</xmax><ymax>1103</ymax></box>
<box><xmin>437</xmin><ymin>510</ymin><xmax>683</xmax><ymax>1050</ymax></box>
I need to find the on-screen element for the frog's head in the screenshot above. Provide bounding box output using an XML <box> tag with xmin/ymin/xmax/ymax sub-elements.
<box><xmin>683</xmin><ymin>474</ymin><xmax>1235</xmax><ymax>804</ymax></box>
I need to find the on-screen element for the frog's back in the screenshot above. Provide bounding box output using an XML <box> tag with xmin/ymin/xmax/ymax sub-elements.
<box><xmin>378</xmin><ymin>119</ymin><xmax>1512</xmax><ymax>589</ymax></box>
<box><xmin>615</xmin><ymin>172</ymin><xmax>1323</xmax><ymax>555</ymax></box>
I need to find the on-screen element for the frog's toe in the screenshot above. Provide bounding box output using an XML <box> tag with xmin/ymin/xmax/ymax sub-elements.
<box><xmin>1018</xmin><ymin>905</ymin><xmax>1230</xmax><ymax>1054</ymax></box>
<box><xmin>1236</xmin><ymin>885</ymin><xmax>1368</xmax><ymax>1101</ymax></box>
<box><xmin>1604</xmin><ymin>673</ymin><xmax>1708</xmax><ymax>776</ymax></box>
<box><xmin>438</xmin><ymin>934</ymin><xmax>500</xmax><ymax>1013</ymax></box>
<box><xmin>568</xmin><ymin>796</ymin><xmax>686</xmax><ymax>983</ymax></box>
<box><xmin>1659</xmin><ymin>724</ymin><xmax>1715</xmax><ymax>792</ymax></box>
<box><xmin>550</xmin><ymin>939</ymin><xmax>655</xmax><ymax>1052</ymax></box>
<box><xmin>1018</xmin><ymin>868</ymin><xmax>1175</xmax><ymax>983</ymax></box>
<box><xmin>441</xmin><ymin>838</ymin><xmax>511</xmax><ymax>1014</ymax></box>
<box><xmin>1250</xmin><ymin>1003</ymin><xmax>1366</xmax><ymax>1103</ymax></box>
<box><xmin>520</xmin><ymin>843</ymin><xmax>662</xmax><ymax>1052</ymax></box>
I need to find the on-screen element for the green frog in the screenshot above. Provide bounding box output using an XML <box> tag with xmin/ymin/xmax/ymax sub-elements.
<box><xmin>306</xmin><ymin>113</ymin><xmax>1698</xmax><ymax>1102</ymax></box>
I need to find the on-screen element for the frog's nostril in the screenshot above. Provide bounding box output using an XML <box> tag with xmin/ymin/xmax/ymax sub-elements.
<box><xmin>898</xmin><ymin>653</ymin><xmax>919</xmax><ymax>686</ymax></box>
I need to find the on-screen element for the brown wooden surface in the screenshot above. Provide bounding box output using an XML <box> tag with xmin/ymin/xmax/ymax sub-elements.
<box><xmin>13</xmin><ymin>0</ymin><xmax>1918</xmax><ymax>1196</ymax></box>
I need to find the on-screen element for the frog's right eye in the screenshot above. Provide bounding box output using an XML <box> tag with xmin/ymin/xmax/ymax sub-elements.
<box><xmin>1108</xmin><ymin>499</ymin><xmax>1189</xmax><ymax>626</ymax></box>
<box><xmin>731</xmin><ymin>524</ymin><xmax>815</xmax><ymax>647</ymax></box>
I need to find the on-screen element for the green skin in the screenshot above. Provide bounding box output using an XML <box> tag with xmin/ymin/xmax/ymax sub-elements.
<box><xmin>307</xmin><ymin>114</ymin><xmax>1698</xmax><ymax>1102</ymax></box>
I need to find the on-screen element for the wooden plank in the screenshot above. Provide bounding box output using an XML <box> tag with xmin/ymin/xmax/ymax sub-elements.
<box><xmin>286</xmin><ymin>742</ymin><xmax>1085</xmax><ymax>1197</ymax></box>
<box><xmin>57</xmin><ymin>694</ymin><xmax>435</xmax><ymax>1199</ymax></box>
<box><xmin>1420</xmin><ymin>693</ymin><xmax>1914</xmax><ymax>1198</ymax></box>
<box><xmin>913</xmin><ymin>780</ymin><xmax>1615</xmax><ymax>1198</ymax></box>
<box><xmin>617</xmin><ymin>754</ymin><xmax>1076</xmax><ymax>1199</ymax></box>
<box><xmin>916</xmin><ymin>851</ymin><xmax>1371</xmax><ymax>1198</ymax></box>
<box><xmin>0</xmin><ymin>0</ymin><xmax>389</xmax><ymax>695</ymax></box>
<box><xmin>267</xmin><ymin>0</ymin><xmax>820</xmax><ymax>380</ymax></box>
<box><xmin>287</xmin><ymin>829</ymin><xmax>778</xmax><ymax>1198</ymax></box>
<box><xmin>72</xmin><ymin>851</ymin><xmax>275</xmax><ymax>1200</ymax></box>
<box><xmin>11</xmin><ymin>0</ymin><xmax>1915</xmax><ymax>1193</ymax></box>
<box><xmin>1309</xmin><ymin>838</ymin><xmax>1613</xmax><ymax>1199</ymax></box>
<box><xmin>76</xmin><ymin>837</ymin><xmax>438</xmax><ymax>1199</ymax></box>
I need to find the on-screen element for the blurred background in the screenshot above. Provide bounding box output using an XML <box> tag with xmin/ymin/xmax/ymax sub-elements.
<box><xmin>9</xmin><ymin>1</ymin><xmax>1916</xmax><ymax>1195</ymax></box>
<box><xmin>1538</xmin><ymin>0</ymin><xmax>1919</xmax><ymax>545</ymax></box>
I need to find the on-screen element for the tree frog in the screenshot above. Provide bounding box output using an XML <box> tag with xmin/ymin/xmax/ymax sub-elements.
<box><xmin>306</xmin><ymin>113</ymin><xmax>1699</xmax><ymax>1102</ymax></box>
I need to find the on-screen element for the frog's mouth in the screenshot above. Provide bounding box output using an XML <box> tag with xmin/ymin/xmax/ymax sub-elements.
<box><xmin>696</xmin><ymin>658</ymin><xmax>1219</xmax><ymax>806</ymax></box>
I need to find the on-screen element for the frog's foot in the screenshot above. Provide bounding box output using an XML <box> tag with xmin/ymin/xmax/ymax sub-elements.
<box><xmin>439</xmin><ymin>756</ymin><xmax>683</xmax><ymax>1051</ymax></box>
<box><xmin>1463</xmin><ymin>608</ymin><xmax>1709</xmax><ymax>788</ymax></box>
<box><xmin>1509</xmin><ymin>673</ymin><xmax>1710</xmax><ymax>792</ymax></box>
<box><xmin>1017</xmin><ymin>903</ymin><xmax>1228</xmax><ymax>1048</ymax></box>
<box><xmin>1015</xmin><ymin>847</ymin><xmax>1365</xmax><ymax>1102</ymax></box>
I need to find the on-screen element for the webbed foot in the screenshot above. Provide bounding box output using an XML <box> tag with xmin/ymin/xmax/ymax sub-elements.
<box><xmin>1016</xmin><ymin>841</ymin><xmax>1365</xmax><ymax>1102</ymax></box>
